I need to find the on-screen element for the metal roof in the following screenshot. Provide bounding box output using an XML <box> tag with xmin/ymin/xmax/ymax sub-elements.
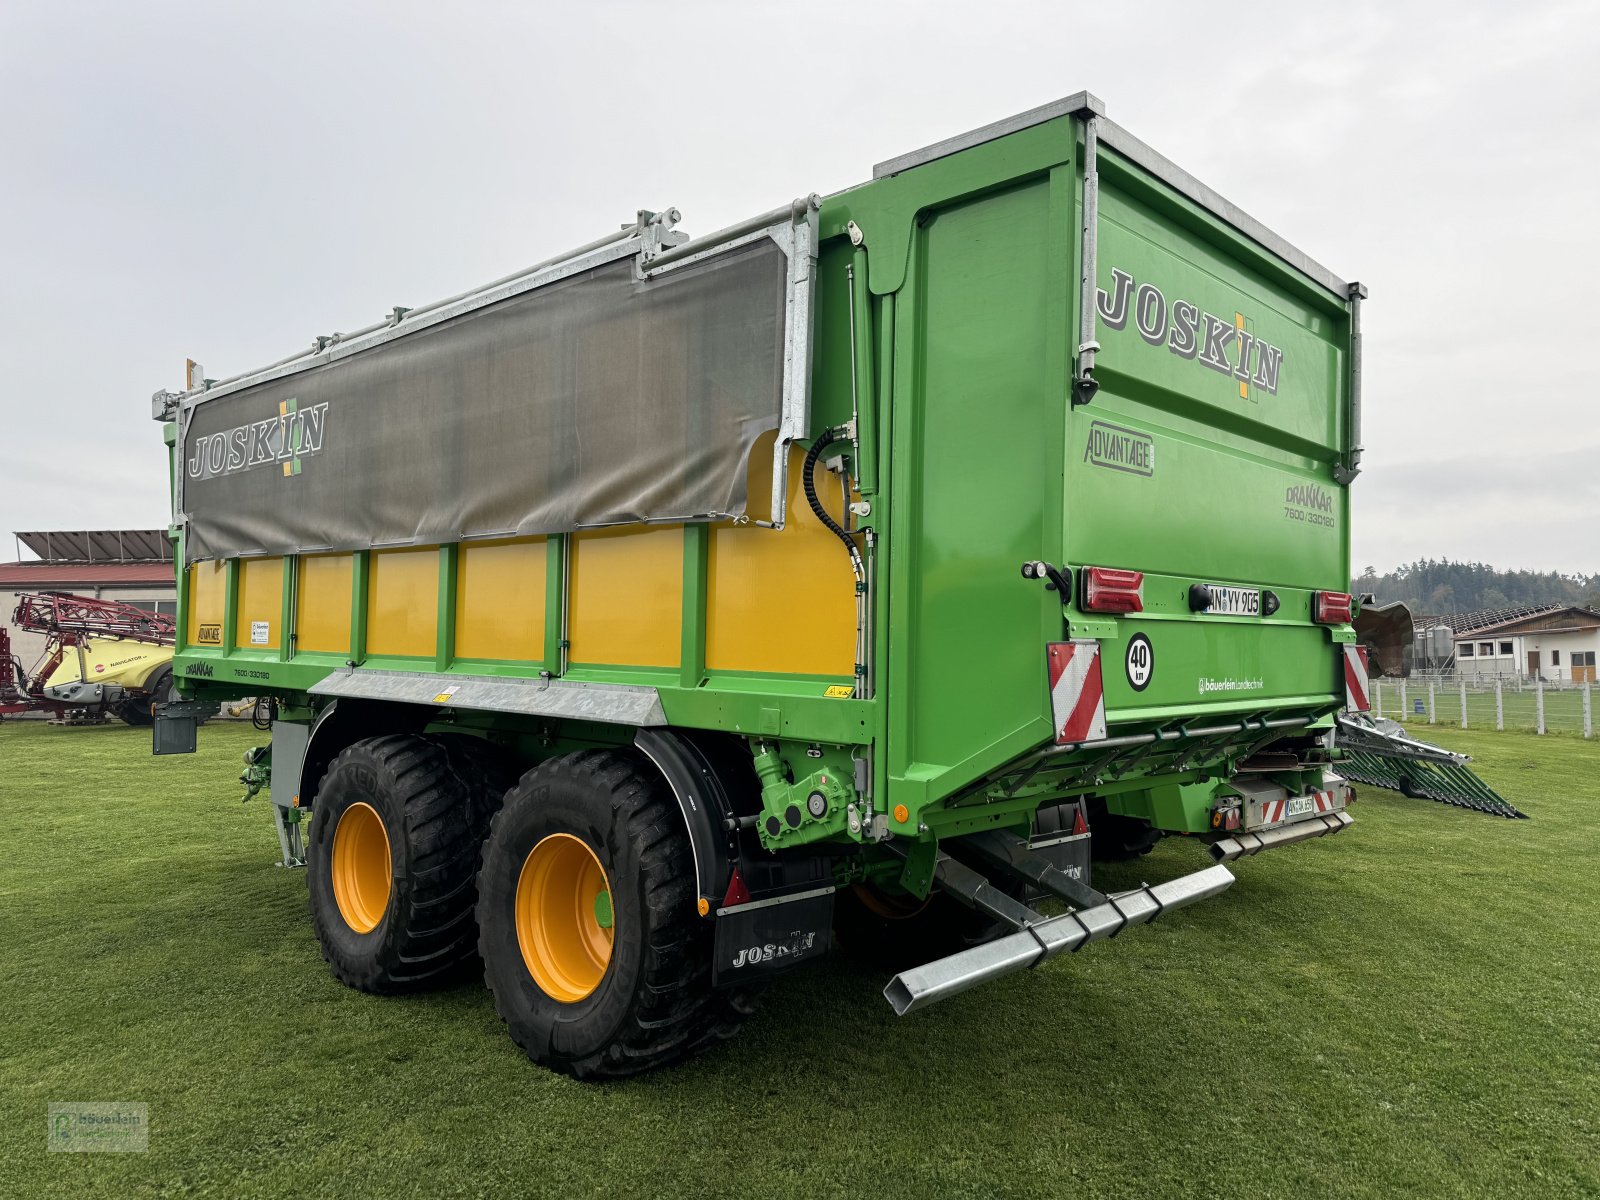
<box><xmin>1435</xmin><ymin>604</ymin><xmax>1600</xmax><ymax>636</ymax></box>
<box><xmin>15</xmin><ymin>530</ymin><xmax>172</xmax><ymax>563</ymax></box>
<box><xmin>0</xmin><ymin>561</ymin><xmax>176</xmax><ymax>588</ymax></box>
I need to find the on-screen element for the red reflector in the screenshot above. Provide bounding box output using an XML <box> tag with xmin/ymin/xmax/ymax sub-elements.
<box><xmin>722</xmin><ymin>866</ymin><xmax>750</xmax><ymax>908</ymax></box>
<box><xmin>1082</xmin><ymin>566</ymin><xmax>1144</xmax><ymax>614</ymax></box>
<box><xmin>1314</xmin><ymin>591</ymin><xmax>1353</xmax><ymax>624</ymax></box>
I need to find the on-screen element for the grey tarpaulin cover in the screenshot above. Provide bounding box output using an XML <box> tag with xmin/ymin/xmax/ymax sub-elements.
<box><xmin>179</xmin><ymin>239</ymin><xmax>787</xmax><ymax>561</ymax></box>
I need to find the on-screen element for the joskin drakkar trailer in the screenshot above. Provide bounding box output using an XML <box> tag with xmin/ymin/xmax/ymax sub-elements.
<box><xmin>150</xmin><ymin>92</ymin><xmax>1370</xmax><ymax>1079</ymax></box>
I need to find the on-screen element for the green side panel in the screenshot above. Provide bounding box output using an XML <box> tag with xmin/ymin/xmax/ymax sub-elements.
<box><xmin>1069</xmin><ymin>147</ymin><xmax>1351</xmax><ymax>591</ymax></box>
<box><xmin>1063</xmin><ymin>141</ymin><xmax>1355</xmax><ymax>721</ymax></box>
<box><xmin>887</xmin><ymin>177</ymin><xmax>1065</xmax><ymax>803</ymax></box>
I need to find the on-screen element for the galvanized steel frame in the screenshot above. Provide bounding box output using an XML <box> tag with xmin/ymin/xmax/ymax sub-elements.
<box><xmin>166</xmin><ymin>201</ymin><xmax>820</xmax><ymax>538</ymax></box>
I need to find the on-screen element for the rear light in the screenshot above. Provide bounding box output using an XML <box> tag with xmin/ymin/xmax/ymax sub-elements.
<box><xmin>1081</xmin><ymin>566</ymin><xmax>1144</xmax><ymax>614</ymax></box>
<box><xmin>1313</xmin><ymin>591</ymin><xmax>1353</xmax><ymax>624</ymax></box>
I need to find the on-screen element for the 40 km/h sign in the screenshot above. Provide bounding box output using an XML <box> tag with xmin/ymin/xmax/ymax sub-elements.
<box><xmin>1125</xmin><ymin>634</ymin><xmax>1154</xmax><ymax>691</ymax></box>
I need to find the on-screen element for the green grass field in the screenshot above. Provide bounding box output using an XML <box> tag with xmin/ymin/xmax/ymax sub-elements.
<box><xmin>2</xmin><ymin>720</ymin><xmax>1596</xmax><ymax>1199</ymax></box>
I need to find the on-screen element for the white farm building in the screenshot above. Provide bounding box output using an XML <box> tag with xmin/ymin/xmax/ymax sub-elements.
<box><xmin>1435</xmin><ymin>604</ymin><xmax>1600</xmax><ymax>683</ymax></box>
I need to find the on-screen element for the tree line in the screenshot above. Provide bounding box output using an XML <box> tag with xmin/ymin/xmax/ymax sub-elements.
<box><xmin>1353</xmin><ymin>560</ymin><xmax>1600</xmax><ymax>616</ymax></box>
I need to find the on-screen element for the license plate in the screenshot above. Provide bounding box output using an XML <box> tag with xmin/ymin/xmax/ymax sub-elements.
<box><xmin>1206</xmin><ymin>585</ymin><xmax>1260</xmax><ymax>617</ymax></box>
<box><xmin>1286</xmin><ymin>796</ymin><xmax>1314</xmax><ymax>818</ymax></box>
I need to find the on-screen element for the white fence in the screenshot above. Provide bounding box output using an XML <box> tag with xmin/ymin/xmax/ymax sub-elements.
<box><xmin>1373</xmin><ymin>675</ymin><xmax>1594</xmax><ymax>737</ymax></box>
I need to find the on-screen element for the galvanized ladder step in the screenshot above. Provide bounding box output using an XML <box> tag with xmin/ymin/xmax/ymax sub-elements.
<box><xmin>884</xmin><ymin>832</ymin><xmax>1235</xmax><ymax>1015</ymax></box>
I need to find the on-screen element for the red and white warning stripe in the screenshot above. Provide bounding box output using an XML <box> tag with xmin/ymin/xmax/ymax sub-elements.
<box><xmin>1264</xmin><ymin>789</ymin><xmax>1339</xmax><ymax>825</ymax></box>
<box><xmin>1047</xmin><ymin>641</ymin><xmax>1107</xmax><ymax>744</ymax></box>
<box><xmin>1343</xmin><ymin>643</ymin><xmax>1370</xmax><ymax>712</ymax></box>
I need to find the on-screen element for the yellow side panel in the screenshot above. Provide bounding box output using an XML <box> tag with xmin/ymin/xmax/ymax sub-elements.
<box><xmin>233</xmin><ymin>557</ymin><xmax>283</xmax><ymax>650</ymax></box>
<box><xmin>569</xmin><ymin>526</ymin><xmax>682</xmax><ymax>668</ymax></box>
<box><xmin>296</xmin><ymin>554</ymin><xmax>353</xmax><ymax>655</ymax></box>
<box><xmin>456</xmin><ymin>538</ymin><xmax>546</xmax><ymax>662</ymax></box>
<box><xmin>187</xmin><ymin>560</ymin><xmax>226</xmax><ymax>647</ymax></box>
<box><xmin>708</xmin><ymin>443</ymin><xmax>856</xmax><ymax>676</ymax></box>
<box><xmin>367</xmin><ymin>547</ymin><xmax>439</xmax><ymax>658</ymax></box>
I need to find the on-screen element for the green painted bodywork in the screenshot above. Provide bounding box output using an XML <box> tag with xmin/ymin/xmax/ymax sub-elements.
<box><xmin>164</xmin><ymin>107</ymin><xmax>1357</xmax><ymax>880</ymax></box>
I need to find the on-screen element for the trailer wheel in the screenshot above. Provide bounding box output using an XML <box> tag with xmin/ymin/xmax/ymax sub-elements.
<box><xmin>477</xmin><ymin>748</ymin><xmax>756</xmax><ymax>1079</ymax></box>
<box><xmin>307</xmin><ymin>735</ymin><xmax>501</xmax><ymax>993</ymax></box>
<box><xmin>115</xmin><ymin>667</ymin><xmax>172</xmax><ymax>726</ymax></box>
<box><xmin>118</xmin><ymin>667</ymin><xmax>209</xmax><ymax>727</ymax></box>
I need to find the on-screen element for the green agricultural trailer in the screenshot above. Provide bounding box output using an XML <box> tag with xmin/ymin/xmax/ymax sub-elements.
<box><xmin>150</xmin><ymin>92</ymin><xmax>1370</xmax><ymax>1079</ymax></box>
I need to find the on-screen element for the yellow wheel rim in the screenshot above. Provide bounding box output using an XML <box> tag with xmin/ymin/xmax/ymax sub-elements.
<box><xmin>331</xmin><ymin>801</ymin><xmax>392</xmax><ymax>933</ymax></box>
<box><xmin>515</xmin><ymin>833</ymin><xmax>614</xmax><ymax>1003</ymax></box>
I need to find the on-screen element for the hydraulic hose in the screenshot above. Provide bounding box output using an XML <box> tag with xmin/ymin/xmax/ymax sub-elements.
<box><xmin>803</xmin><ymin>428</ymin><xmax>863</xmax><ymax>580</ymax></box>
<box><xmin>804</xmin><ymin>427</ymin><xmax>871</xmax><ymax>700</ymax></box>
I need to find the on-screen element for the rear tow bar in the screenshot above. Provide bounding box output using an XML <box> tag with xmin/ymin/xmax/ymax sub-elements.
<box><xmin>1208</xmin><ymin>810</ymin><xmax>1353</xmax><ymax>863</ymax></box>
<box><xmin>882</xmin><ymin>832</ymin><xmax>1235</xmax><ymax>1016</ymax></box>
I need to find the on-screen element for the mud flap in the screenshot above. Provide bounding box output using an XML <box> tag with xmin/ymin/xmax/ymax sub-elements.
<box><xmin>152</xmin><ymin>699</ymin><xmax>217</xmax><ymax>754</ymax></box>
<box><xmin>712</xmin><ymin>888</ymin><xmax>835</xmax><ymax>986</ymax></box>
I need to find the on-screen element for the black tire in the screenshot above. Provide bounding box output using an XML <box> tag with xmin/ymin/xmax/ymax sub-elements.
<box><xmin>431</xmin><ymin>732</ymin><xmax>519</xmax><ymax>832</ymax></box>
<box><xmin>120</xmin><ymin>666</ymin><xmax>212</xmax><ymax>727</ymax></box>
<box><xmin>116</xmin><ymin>699</ymin><xmax>155</xmax><ymax>727</ymax></box>
<box><xmin>116</xmin><ymin>667</ymin><xmax>172</xmax><ymax>726</ymax></box>
<box><xmin>1085</xmin><ymin>798</ymin><xmax>1163</xmax><ymax>862</ymax></box>
<box><xmin>477</xmin><ymin>747</ymin><xmax>757</xmax><ymax>1080</ymax></box>
<box><xmin>307</xmin><ymin>734</ymin><xmax>504</xmax><ymax>994</ymax></box>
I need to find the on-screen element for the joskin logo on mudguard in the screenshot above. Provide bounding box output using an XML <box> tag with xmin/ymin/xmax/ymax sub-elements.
<box><xmin>728</xmin><ymin>931</ymin><xmax>818</xmax><ymax>970</ymax></box>
<box><xmin>187</xmin><ymin>398</ymin><xmax>329</xmax><ymax>482</ymax></box>
<box><xmin>1097</xmin><ymin>268</ymin><xmax>1285</xmax><ymax>399</ymax></box>
<box><xmin>1084</xmin><ymin>420</ymin><xmax>1155</xmax><ymax>476</ymax></box>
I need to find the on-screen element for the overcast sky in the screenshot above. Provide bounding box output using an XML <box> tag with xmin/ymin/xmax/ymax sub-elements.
<box><xmin>3</xmin><ymin>1</ymin><xmax>1596</xmax><ymax>573</ymax></box>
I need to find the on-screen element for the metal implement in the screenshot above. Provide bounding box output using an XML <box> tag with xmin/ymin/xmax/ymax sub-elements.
<box><xmin>3</xmin><ymin>591</ymin><xmax>177</xmax><ymax>723</ymax></box>
<box><xmin>1210</xmin><ymin>811</ymin><xmax>1353</xmax><ymax>862</ymax></box>
<box><xmin>884</xmin><ymin>861</ymin><xmax>1236</xmax><ymax>1016</ymax></box>
<box><xmin>1335</xmin><ymin>713</ymin><xmax>1526</xmax><ymax>819</ymax></box>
